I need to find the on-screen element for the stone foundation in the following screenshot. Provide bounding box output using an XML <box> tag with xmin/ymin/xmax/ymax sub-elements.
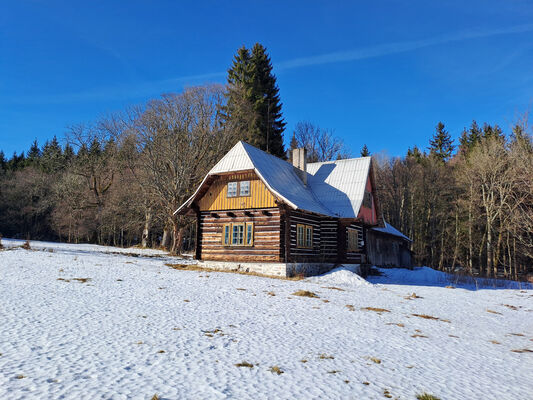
<box><xmin>197</xmin><ymin>261</ymin><xmax>361</xmax><ymax>278</ymax></box>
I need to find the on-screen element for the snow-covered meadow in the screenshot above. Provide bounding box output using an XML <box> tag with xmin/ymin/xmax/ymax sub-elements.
<box><xmin>1</xmin><ymin>239</ymin><xmax>532</xmax><ymax>399</ymax></box>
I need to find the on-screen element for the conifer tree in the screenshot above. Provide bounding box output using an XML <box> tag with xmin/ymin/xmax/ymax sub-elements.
<box><xmin>223</xmin><ymin>43</ymin><xmax>286</xmax><ymax>158</ymax></box>
<box><xmin>429</xmin><ymin>122</ymin><xmax>454</xmax><ymax>162</ymax></box>
<box><xmin>26</xmin><ymin>140</ymin><xmax>41</xmax><ymax>165</ymax></box>
<box><xmin>360</xmin><ymin>144</ymin><xmax>370</xmax><ymax>157</ymax></box>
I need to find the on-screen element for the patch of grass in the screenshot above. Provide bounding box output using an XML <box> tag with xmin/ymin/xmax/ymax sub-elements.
<box><xmin>292</xmin><ymin>290</ymin><xmax>319</xmax><ymax>298</ymax></box>
<box><xmin>151</xmin><ymin>394</ymin><xmax>160</xmax><ymax>400</ymax></box>
<box><xmin>411</xmin><ymin>314</ymin><xmax>450</xmax><ymax>323</ymax></box>
<box><xmin>361</xmin><ymin>307</ymin><xmax>390</xmax><ymax>314</ymax></box>
<box><xmin>445</xmin><ymin>285</ymin><xmax>455</xmax><ymax>289</ymax></box>
<box><xmin>383</xmin><ymin>389</ymin><xmax>393</xmax><ymax>398</ymax></box>
<box><xmin>327</xmin><ymin>370</ymin><xmax>340</xmax><ymax>374</ymax></box>
<box><xmin>183</xmin><ymin>299</ymin><xmax>190</xmax><ymax>303</ymax></box>
<box><xmin>511</xmin><ymin>348</ymin><xmax>533</xmax><ymax>353</ymax></box>
<box><xmin>117</xmin><ymin>279</ymin><xmax>123</xmax><ymax>282</ymax></box>
<box><xmin>322</xmin><ymin>286</ymin><xmax>345</xmax><ymax>291</ymax></box>
<box><xmin>386</xmin><ymin>322</ymin><xmax>405</xmax><ymax>328</ymax></box>
<box><xmin>486</xmin><ymin>309</ymin><xmax>502</xmax><ymax>315</ymax></box>
<box><xmin>404</xmin><ymin>292</ymin><xmax>422</xmax><ymax>300</ymax></box>
<box><xmin>267</xmin><ymin>291</ymin><xmax>276</xmax><ymax>296</ymax></box>
<box><xmin>362</xmin><ymin>381</ymin><xmax>370</xmax><ymax>385</ymax></box>
<box><xmin>411</xmin><ymin>334</ymin><xmax>429</xmax><ymax>338</ymax></box>
<box><xmin>22</xmin><ymin>240</ymin><xmax>31</xmax><ymax>250</ymax></box>
<box><xmin>369</xmin><ymin>357</ymin><xmax>381</xmax><ymax>364</ymax></box>
<box><xmin>157</xmin><ymin>350</ymin><xmax>165</xmax><ymax>354</ymax></box>
<box><xmin>416</xmin><ymin>393</ymin><xmax>441</xmax><ymax>400</ymax></box>
<box><xmin>57</xmin><ymin>278</ymin><xmax>70</xmax><ymax>282</ymax></box>
<box><xmin>269</xmin><ymin>366</ymin><xmax>284</xmax><ymax>375</ymax></box>
<box><xmin>236</xmin><ymin>288</ymin><xmax>246</xmax><ymax>291</ymax></box>
<box><xmin>15</xmin><ymin>374</ymin><xmax>25</xmax><ymax>379</ymax></box>
<box><xmin>502</xmin><ymin>304</ymin><xmax>519</xmax><ymax>310</ymax></box>
<box><xmin>72</xmin><ymin>278</ymin><xmax>91</xmax><ymax>283</ymax></box>
<box><xmin>508</xmin><ymin>333</ymin><xmax>525</xmax><ymax>337</ymax></box>
<box><xmin>318</xmin><ymin>353</ymin><xmax>334</xmax><ymax>360</ymax></box>
<box><xmin>448</xmin><ymin>334</ymin><xmax>459</xmax><ymax>338</ymax></box>
<box><xmin>235</xmin><ymin>361</ymin><xmax>254</xmax><ymax>368</ymax></box>
<box><xmin>300</xmin><ymin>359</ymin><xmax>308</xmax><ymax>363</ymax></box>
<box><xmin>322</xmin><ymin>299</ymin><xmax>330</xmax><ymax>303</ymax></box>
<box><xmin>346</xmin><ymin>304</ymin><xmax>355</xmax><ymax>311</ymax></box>
<box><xmin>490</xmin><ymin>340</ymin><xmax>501</xmax><ymax>345</ymax></box>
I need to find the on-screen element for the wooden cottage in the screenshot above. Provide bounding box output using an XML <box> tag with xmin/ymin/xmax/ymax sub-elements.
<box><xmin>176</xmin><ymin>141</ymin><xmax>408</xmax><ymax>277</ymax></box>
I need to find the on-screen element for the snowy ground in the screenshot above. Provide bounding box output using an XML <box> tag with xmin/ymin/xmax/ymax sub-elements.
<box><xmin>1</xmin><ymin>239</ymin><xmax>532</xmax><ymax>400</ymax></box>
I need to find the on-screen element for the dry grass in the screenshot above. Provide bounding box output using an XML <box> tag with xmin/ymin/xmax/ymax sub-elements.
<box><xmin>411</xmin><ymin>334</ymin><xmax>429</xmax><ymax>338</ymax></box>
<box><xmin>15</xmin><ymin>374</ymin><xmax>25</xmax><ymax>379</ymax></box>
<box><xmin>404</xmin><ymin>292</ymin><xmax>422</xmax><ymax>300</ymax></box>
<box><xmin>445</xmin><ymin>285</ymin><xmax>455</xmax><ymax>289</ymax></box>
<box><xmin>362</xmin><ymin>381</ymin><xmax>370</xmax><ymax>385</ymax></box>
<box><xmin>411</xmin><ymin>314</ymin><xmax>450</xmax><ymax>323</ymax></box>
<box><xmin>235</xmin><ymin>361</ymin><xmax>254</xmax><ymax>368</ymax></box>
<box><xmin>300</xmin><ymin>359</ymin><xmax>308</xmax><ymax>363</ymax></box>
<box><xmin>327</xmin><ymin>370</ymin><xmax>340</xmax><ymax>374</ymax></box>
<box><xmin>165</xmin><ymin>263</ymin><xmax>304</xmax><ymax>281</ymax></box>
<box><xmin>510</xmin><ymin>348</ymin><xmax>533</xmax><ymax>353</ymax></box>
<box><xmin>318</xmin><ymin>353</ymin><xmax>334</xmax><ymax>360</ymax></box>
<box><xmin>416</xmin><ymin>394</ymin><xmax>441</xmax><ymax>400</ymax></box>
<box><xmin>345</xmin><ymin>304</ymin><xmax>355</xmax><ymax>311</ymax></box>
<box><xmin>22</xmin><ymin>240</ymin><xmax>31</xmax><ymax>250</ymax></box>
<box><xmin>269</xmin><ymin>366</ymin><xmax>284</xmax><ymax>375</ymax></box>
<box><xmin>383</xmin><ymin>389</ymin><xmax>393</xmax><ymax>398</ymax></box>
<box><xmin>486</xmin><ymin>309</ymin><xmax>503</xmax><ymax>315</ymax></box>
<box><xmin>151</xmin><ymin>394</ymin><xmax>160</xmax><ymax>400</ymax></box>
<box><xmin>386</xmin><ymin>322</ymin><xmax>405</xmax><ymax>328</ymax></box>
<box><xmin>157</xmin><ymin>350</ymin><xmax>165</xmax><ymax>354</ymax></box>
<box><xmin>236</xmin><ymin>288</ymin><xmax>246</xmax><ymax>291</ymax></box>
<box><xmin>502</xmin><ymin>304</ymin><xmax>519</xmax><ymax>310</ymax></box>
<box><xmin>267</xmin><ymin>291</ymin><xmax>276</xmax><ymax>296</ymax></box>
<box><xmin>292</xmin><ymin>290</ymin><xmax>319</xmax><ymax>298</ymax></box>
<box><xmin>57</xmin><ymin>277</ymin><xmax>91</xmax><ymax>283</ymax></box>
<box><xmin>322</xmin><ymin>286</ymin><xmax>345</xmax><ymax>291</ymax></box>
<box><xmin>369</xmin><ymin>357</ymin><xmax>381</xmax><ymax>364</ymax></box>
<box><xmin>361</xmin><ymin>307</ymin><xmax>390</xmax><ymax>314</ymax></box>
<box><xmin>490</xmin><ymin>340</ymin><xmax>501</xmax><ymax>345</ymax></box>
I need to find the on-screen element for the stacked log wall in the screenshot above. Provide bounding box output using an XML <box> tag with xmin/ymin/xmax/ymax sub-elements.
<box><xmin>199</xmin><ymin>208</ymin><xmax>281</xmax><ymax>262</ymax></box>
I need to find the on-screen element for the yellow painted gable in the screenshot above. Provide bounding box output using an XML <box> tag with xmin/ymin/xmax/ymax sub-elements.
<box><xmin>197</xmin><ymin>171</ymin><xmax>277</xmax><ymax>211</ymax></box>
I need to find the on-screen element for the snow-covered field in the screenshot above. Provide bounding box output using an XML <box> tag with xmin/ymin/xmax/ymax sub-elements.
<box><xmin>1</xmin><ymin>239</ymin><xmax>532</xmax><ymax>399</ymax></box>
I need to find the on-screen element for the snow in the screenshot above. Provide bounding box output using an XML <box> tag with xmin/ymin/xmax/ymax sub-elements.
<box><xmin>306</xmin><ymin>265</ymin><xmax>371</xmax><ymax>287</ymax></box>
<box><xmin>1</xmin><ymin>240</ymin><xmax>532</xmax><ymax>399</ymax></box>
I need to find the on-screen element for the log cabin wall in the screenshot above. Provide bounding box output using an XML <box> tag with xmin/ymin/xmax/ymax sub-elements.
<box><xmin>320</xmin><ymin>218</ymin><xmax>339</xmax><ymax>262</ymax></box>
<box><xmin>344</xmin><ymin>222</ymin><xmax>365</xmax><ymax>264</ymax></box>
<box><xmin>198</xmin><ymin>172</ymin><xmax>277</xmax><ymax>211</ymax></box>
<box><xmin>286</xmin><ymin>210</ymin><xmax>323</xmax><ymax>263</ymax></box>
<box><xmin>199</xmin><ymin>208</ymin><xmax>281</xmax><ymax>262</ymax></box>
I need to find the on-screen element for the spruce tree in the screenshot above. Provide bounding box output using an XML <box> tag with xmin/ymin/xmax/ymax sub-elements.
<box><xmin>360</xmin><ymin>144</ymin><xmax>370</xmax><ymax>157</ymax></box>
<box><xmin>223</xmin><ymin>43</ymin><xmax>286</xmax><ymax>158</ymax></box>
<box><xmin>429</xmin><ymin>122</ymin><xmax>454</xmax><ymax>162</ymax></box>
<box><xmin>26</xmin><ymin>139</ymin><xmax>41</xmax><ymax>165</ymax></box>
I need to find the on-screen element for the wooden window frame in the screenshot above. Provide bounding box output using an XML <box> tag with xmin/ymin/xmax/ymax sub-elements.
<box><xmin>239</xmin><ymin>180</ymin><xmax>251</xmax><ymax>197</ymax></box>
<box><xmin>221</xmin><ymin>222</ymin><xmax>254</xmax><ymax>247</ymax></box>
<box><xmin>296</xmin><ymin>223</ymin><xmax>313</xmax><ymax>249</ymax></box>
<box><xmin>227</xmin><ymin>182</ymin><xmax>238</xmax><ymax>198</ymax></box>
<box><xmin>226</xmin><ymin>180</ymin><xmax>251</xmax><ymax>198</ymax></box>
<box><xmin>347</xmin><ymin>228</ymin><xmax>359</xmax><ymax>252</ymax></box>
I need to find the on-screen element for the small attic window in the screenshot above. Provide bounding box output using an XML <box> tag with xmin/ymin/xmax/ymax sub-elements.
<box><xmin>239</xmin><ymin>180</ymin><xmax>250</xmax><ymax>196</ymax></box>
<box><xmin>362</xmin><ymin>191</ymin><xmax>372</xmax><ymax>208</ymax></box>
<box><xmin>227</xmin><ymin>182</ymin><xmax>238</xmax><ymax>197</ymax></box>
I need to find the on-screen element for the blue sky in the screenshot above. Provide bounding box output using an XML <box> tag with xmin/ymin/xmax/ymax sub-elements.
<box><xmin>1</xmin><ymin>0</ymin><xmax>532</xmax><ymax>157</ymax></box>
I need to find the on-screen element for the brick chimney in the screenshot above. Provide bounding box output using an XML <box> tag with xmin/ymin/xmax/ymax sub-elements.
<box><xmin>291</xmin><ymin>147</ymin><xmax>307</xmax><ymax>186</ymax></box>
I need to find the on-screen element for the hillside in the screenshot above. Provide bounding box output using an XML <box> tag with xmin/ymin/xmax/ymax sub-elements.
<box><xmin>0</xmin><ymin>240</ymin><xmax>531</xmax><ymax>399</ymax></box>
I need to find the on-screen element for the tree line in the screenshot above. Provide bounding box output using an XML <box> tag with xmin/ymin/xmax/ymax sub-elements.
<box><xmin>1</xmin><ymin>43</ymin><xmax>531</xmax><ymax>279</ymax></box>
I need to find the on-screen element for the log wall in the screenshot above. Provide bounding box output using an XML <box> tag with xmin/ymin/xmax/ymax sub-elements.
<box><xmin>199</xmin><ymin>208</ymin><xmax>281</xmax><ymax>262</ymax></box>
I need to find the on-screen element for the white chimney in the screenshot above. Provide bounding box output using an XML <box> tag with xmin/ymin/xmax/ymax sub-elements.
<box><xmin>292</xmin><ymin>147</ymin><xmax>307</xmax><ymax>186</ymax></box>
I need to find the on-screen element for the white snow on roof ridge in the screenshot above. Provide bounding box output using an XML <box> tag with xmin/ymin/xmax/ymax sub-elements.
<box><xmin>372</xmin><ymin>220</ymin><xmax>411</xmax><ymax>241</ymax></box>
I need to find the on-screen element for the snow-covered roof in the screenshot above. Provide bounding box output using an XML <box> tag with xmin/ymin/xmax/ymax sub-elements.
<box><xmin>371</xmin><ymin>221</ymin><xmax>411</xmax><ymax>241</ymax></box>
<box><xmin>176</xmin><ymin>141</ymin><xmax>373</xmax><ymax>218</ymax></box>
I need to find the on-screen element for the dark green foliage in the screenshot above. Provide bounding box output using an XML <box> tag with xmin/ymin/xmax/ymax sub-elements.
<box><xmin>360</xmin><ymin>144</ymin><xmax>370</xmax><ymax>157</ymax></box>
<box><xmin>223</xmin><ymin>43</ymin><xmax>286</xmax><ymax>158</ymax></box>
<box><xmin>428</xmin><ymin>122</ymin><xmax>453</xmax><ymax>162</ymax></box>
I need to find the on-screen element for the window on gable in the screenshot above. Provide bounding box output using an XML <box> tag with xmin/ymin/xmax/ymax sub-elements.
<box><xmin>347</xmin><ymin>228</ymin><xmax>359</xmax><ymax>252</ymax></box>
<box><xmin>227</xmin><ymin>182</ymin><xmax>238</xmax><ymax>197</ymax></box>
<box><xmin>362</xmin><ymin>191</ymin><xmax>372</xmax><ymax>209</ymax></box>
<box><xmin>239</xmin><ymin>180</ymin><xmax>250</xmax><ymax>196</ymax></box>
<box><xmin>297</xmin><ymin>224</ymin><xmax>313</xmax><ymax>249</ymax></box>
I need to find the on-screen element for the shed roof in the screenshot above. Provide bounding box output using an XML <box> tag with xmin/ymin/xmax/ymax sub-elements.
<box><xmin>175</xmin><ymin>141</ymin><xmax>373</xmax><ymax>218</ymax></box>
<box><xmin>371</xmin><ymin>221</ymin><xmax>412</xmax><ymax>242</ymax></box>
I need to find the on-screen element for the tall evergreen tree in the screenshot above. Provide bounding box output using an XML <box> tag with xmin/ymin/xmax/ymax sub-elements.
<box><xmin>429</xmin><ymin>122</ymin><xmax>454</xmax><ymax>162</ymax></box>
<box><xmin>360</xmin><ymin>144</ymin><xmax>370</xmax><ymax>157</ymax></box>
<box><xmin>26</xmin><ymin>139</ymin><xmax>42</xmax><ymax>165</ymax></box>
<box><xmin>223</xmin><ymin>43</ymin><xmax>286</xmax><ymax>158</ymax></box>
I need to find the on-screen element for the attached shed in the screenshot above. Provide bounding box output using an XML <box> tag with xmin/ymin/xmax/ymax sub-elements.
<box><xmin>367</xmin><ymin>221</ymin><xmax>412</xmax><ymax>267</ymax></box>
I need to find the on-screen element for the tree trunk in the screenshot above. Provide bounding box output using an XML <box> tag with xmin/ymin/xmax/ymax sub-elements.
<box><xmin>141</xmin><ymin>210</ymin><xmax>152</xmax><ymax>248</ymax></box>
<box><xmin>161</xmin><ymin>227</ymin><xmax>171</xmax><ymax>250</ymax></box>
